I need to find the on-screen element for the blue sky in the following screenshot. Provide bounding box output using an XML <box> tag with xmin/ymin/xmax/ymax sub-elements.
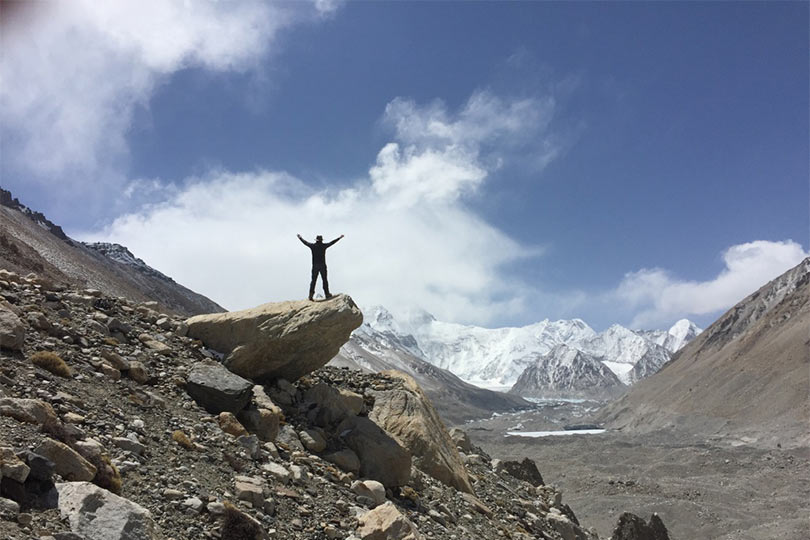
<box><xmin>1</xmin><ymin>1</ymin><xmax>808</xmax><ymax>330</ymax></box>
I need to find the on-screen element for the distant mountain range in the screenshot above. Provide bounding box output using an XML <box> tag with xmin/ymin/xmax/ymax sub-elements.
<box><xmin>337</xmin><ymin>305</ymin><xmax>701</xmax><ymax>400</ymax></box>
<box><xmin>0</xmin><ymin>187</ymin><xmax>223</xmax><ymax>316</ymax></box>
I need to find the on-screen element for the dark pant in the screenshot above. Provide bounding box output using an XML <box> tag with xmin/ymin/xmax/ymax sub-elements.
<box><xmin>309</xmin><ymin>264</ymin><xmax>330</xmax><ymax>298</ymax></box>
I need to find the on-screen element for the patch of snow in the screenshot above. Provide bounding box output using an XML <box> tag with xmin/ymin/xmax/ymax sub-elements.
<box><xmin>506</xmin><ymin>429</ymin><xmax>606</xmax><ymax>437</ymax></box>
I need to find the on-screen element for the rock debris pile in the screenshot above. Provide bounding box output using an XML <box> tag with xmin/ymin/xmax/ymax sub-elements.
<box><xmin>0</xmin><ymin>269</ymin><xmax>668</xmax><ymax>540</ymax></box>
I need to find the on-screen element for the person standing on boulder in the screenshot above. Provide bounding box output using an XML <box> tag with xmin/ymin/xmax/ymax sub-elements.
<box><xmin>297</xmin><ymin>233</ymin><xmax>344</xmax><ymax>301</ymax></box>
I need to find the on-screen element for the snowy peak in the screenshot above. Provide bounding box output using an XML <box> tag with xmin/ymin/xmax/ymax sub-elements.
<box><xmin>0</xmin><ymin>187</ymin><xmax>71</xmax><ymax>243</ymax></box>
<box><xmin>639</xmin><ymin>319</ymin><xmax>702</xmax><ymax>353</ymax></box>
<box><xmin>509</xmin><ymin>343</ymin><xmax>624</xmax><ymax>399</ymax></box>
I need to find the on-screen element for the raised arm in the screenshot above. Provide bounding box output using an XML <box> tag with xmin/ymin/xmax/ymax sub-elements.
<box><xmin>297</xmin><ymin>234</ymin><xmax>312</xmax><ymax>247</ymax></box>
<box><xmin>325</xmin><ymin>234</ymin><xmax>344</xmax><ymax>248</ymax></box>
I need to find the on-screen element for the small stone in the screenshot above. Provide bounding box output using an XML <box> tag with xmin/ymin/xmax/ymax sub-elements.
<box><xmin>299</xmin><ymin>429</ymin><xmax>327</xmax><ymax>452</ymax></box>
<box><xmin>262</xmin><ymin>461</ymin><xmax>291</xmax><ymax>483</ymax></box>
<box><xmin>163</xmin><ymin>488</ymin><xmax>185</xmax><ymax>500</ymax></box>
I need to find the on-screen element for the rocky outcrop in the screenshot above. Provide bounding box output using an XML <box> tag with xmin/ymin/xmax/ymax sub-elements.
<box><xmin>185</xmin><ymin>361</ymin><xmax>254</xmax><ymax>414</ymax></box>
<box><xmin>369</xmin><ymin>371</ymin><xmax>473</xmax><ymax>494</ymax></box>
<box><xmin>495</xmin><ymin>457</ymin><xmax>545</xmax><ymax>487</ymax></box>
<box><xmin>186</xmin><ymin>295</ymin><xmax>362</xmax><ymax>382</ymax></box>
<box><xmin>610</xmin><ymin>512</ymin><xmax>670</xmax><ymax>540</ymax></box>
<box><xmin>337</xmin><ymin>415</ymin><xmax>411</xmax><ymax>488</ymax></box>
<box><xmin>57</xmin><ymin>481</ymin><xmax>162</xmax><ymax>539</ymax></box>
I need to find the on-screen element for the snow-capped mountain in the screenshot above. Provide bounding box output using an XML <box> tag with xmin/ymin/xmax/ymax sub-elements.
<box><xmin>354</xmin><ymin>306</ymin><xmax>701</xmax><ymax>398</ymax></box>
<box><xmin>368</xmin><ymin>306</ymin><xmax>597</xmax><ymax>387</ymax></box>
<box><xmin>576</xmin><ymin>324</ymin><xmax>672</xmax><ymax>384</ymax></box>
<box><xmin>509</xmin><ymin>344</ymin><xmax>625</xmax><ymax>399</ymax></box>
<box><xmin>637</xmin><ymin>319</ymin><xmax>702</xmax><ymax>353</ymax></box>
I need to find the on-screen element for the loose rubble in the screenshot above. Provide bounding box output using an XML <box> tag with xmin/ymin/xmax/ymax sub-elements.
<box><xmin>0</xmin><ymin>269</ymin><xmax>670</xmax><ymax>539</ymax></box>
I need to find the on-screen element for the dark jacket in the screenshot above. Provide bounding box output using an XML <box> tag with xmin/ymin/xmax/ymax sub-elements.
<box><xmin>299</xmin><ymin>237</ymin><xmax>339</xmax><ymax>267</ymax></box>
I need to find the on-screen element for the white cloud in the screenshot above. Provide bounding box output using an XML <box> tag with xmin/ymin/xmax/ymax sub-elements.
<box><xmin>0</xmin><ymin>0</ymin><xmax>316</xmax><ymax>186</ymax></box>
<box><xmin>80</xmin><ymin>91</ymin><xmax>555</xmax><ymax>324</ymax></box>
<box><xmin>616</xmin><ymin>240</ymin><xmax>809</xmax><ymax>328</ymax></box>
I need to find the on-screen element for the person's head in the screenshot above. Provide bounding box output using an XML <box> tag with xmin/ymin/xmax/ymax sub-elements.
<box><xmin>315</xmin><ymin>235</ymin><xmax>323</xmax><ymax>243</ymax></box>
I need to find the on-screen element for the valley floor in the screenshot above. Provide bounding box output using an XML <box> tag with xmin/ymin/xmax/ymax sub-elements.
<box><xmin>464</xmin><ymin>406</ymin><xmax>810</xmax><ymax>540</ymax></box>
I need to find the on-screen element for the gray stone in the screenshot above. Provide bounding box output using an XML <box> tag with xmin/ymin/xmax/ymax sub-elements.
<box><xmin>351</xmin><ymin>480</ymin><xmax>386</xmax><ymax>507</ymax></box>
<box><xmin>299</xmin><ymin>429</ymin><xmax>327</xmax><ymax>452</ymax></box>
<box><xmin>185</xmin><ymin>361</ymin><xmax>253</xmax><ymax>414</ymax></box>
<box><xmin>57</xmin><ymin>481</ymin><xmax>161</xmax><ymax>539</ymax></box>
<box><xmin>324</xmin><ymin>449</ymin><xmax>361</xmax><ymax>474</ymax></box>
<box><xmin>337</xmin><ymin>416</ymin><xmax>411</xmax><ymax>488</ymax></box>
<box><xmin>0</xmin><ymin>304</ymin><xmax>24</xmax><ymax>351</ymax></box>
<box><xmin>35</xmin><ymin>439</ymin><xmax>96</xmax><ymax>482</ymax></box>
<box><xmin>0</xmin><ymin>496</ymin><xmax>20</xmax><ymax>520</ymax></box>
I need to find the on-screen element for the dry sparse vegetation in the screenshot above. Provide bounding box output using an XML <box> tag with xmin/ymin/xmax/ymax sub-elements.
<box><xmin>172</xmin><ymin>430</ymin><xmax>194</xmax><ymax>449</ymax></box>
<box><xmin>88</xmin><ymin>452</ymin><xmax>122</xmax><ymax>494</ymax></box>
<box><xmin>220</xmin><ymin>501</ymin><xmax>265</xmax><ymax>540</ymax></box>
<box><xmin>30</xmin><ymin>351</ymin><xmax>72</xmax><ymax>378</ymax></box>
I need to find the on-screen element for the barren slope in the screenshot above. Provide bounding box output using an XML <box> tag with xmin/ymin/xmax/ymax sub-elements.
<box><xmin>0</xmin><ymin>197</ymin><xmax>223</xmax><ymax>316</ymax></box>
<box><xmin>596</xmin><ymin>258</ymin><xmax>810</xmax><ymax>448</ymax></box>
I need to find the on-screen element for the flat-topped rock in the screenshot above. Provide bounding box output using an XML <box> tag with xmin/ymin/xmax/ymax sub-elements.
<box><xmin>185</xmin><ymin>294</ymin><xmax>362</xmax><ymax>382</ymax></box>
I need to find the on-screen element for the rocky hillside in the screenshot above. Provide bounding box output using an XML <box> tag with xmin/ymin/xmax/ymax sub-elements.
<box><xmin>0</xmin><ymin>187</ymin><xmax>223</xmax><ymax>316</ymax></box>
<box><xmin>595</xmin><ymin>257</ymin><xmax>810</xmax><ymax>448</ymax></box>
<box><xmin>0</xmin><ymin>269</ymin><xmax>670</xmax><ymax>540</ymax></box>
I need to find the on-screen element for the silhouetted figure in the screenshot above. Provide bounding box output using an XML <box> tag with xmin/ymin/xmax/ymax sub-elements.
<box><xmin>297</xmin><ymin>233</ymin><xmax>344</xmax><ymax>301</ymax></box>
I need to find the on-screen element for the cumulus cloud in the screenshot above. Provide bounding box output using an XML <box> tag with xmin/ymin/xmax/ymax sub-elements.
<box><xmin>80</xmin><ymin>91</ymin><xmax>555</xmax><ymax>324</ymax></box>
<box><xmin>615</xmin><ymin>240</ymin><xmax>809</xmax><ymax>328</ymax></box>
<box><xmin>0</xmin><ymin>0</ymin><xmax>318</xmax><ymax>193</ymax></box>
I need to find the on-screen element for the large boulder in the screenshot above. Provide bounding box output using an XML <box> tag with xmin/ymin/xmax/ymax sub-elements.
<box><xmin>34</xmin><ymin>439</ymin><xmax>96</xmax><ymax>482</ymax></box>
<box><xmin>185</xmin><ymin>361</ymin><xmax>253</xmax><ymax>414</ymax></box>
<box><xmin>610</xmin><ymin>512</ymin><xmax>670</xmax><ymax>540</ymax></box>
<box><xmin>337</xmin><ymin>416</ymin><xmax>411</xmax><ymax>488</ymax></box>
<box><xmin>370</xmin><ymin>371</ymin><xmax>474</xmax><ymax>494</ymax></box>
<box><xmin>0</xmin><ymin>304</ymin><xmax>24</xmax><ymax>351</ymax></box>
<box><xmin>0</xmin><ymin>398</ymin><xmax>58</xmax><ymax>426</ymax></box>
<box><xmin>185</xmin><ymin>295</ymin><xmax>362</xmax><ymax>382</ymax></box>
<box><xmin>57</xmin><ymin>481</ymin><xmax>162</xmax><ymax>540</ymax></box>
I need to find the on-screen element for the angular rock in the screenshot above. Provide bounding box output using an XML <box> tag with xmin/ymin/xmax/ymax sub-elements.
<box><xmin>337</xmin><ymin>416</ymin><xmax>411</xmax><ymax>488</ymax></box>
<box><xmin>126</xmin><ymin>361</ymin><xmax>150</xmax><ymax>384</ymax></box>
<box><xmin>0</xmin><ymin>398</ymin><xmax>59</xmax><ymax>425</ymax></box>
<box><xmin>299</xmin><ymin>429</ymin><xmax>327</xmax><ymax>452</ymax></box>
<box><xmin>324</xmin><ymin>448</ymin><xmax>361</xmax><ymax>474</ymax></box>
<box><xmin>496</xmin><ymin>457</ymin><xmax>545</xmax><ymax>486</ymax></box>
<box><xmin>57</xmin><ymin>481</ymin><xmax>161</xmax><ymax>539</ymax></box>
<box><xmin>357</xmin><ymin>501</ymin><xmax>423</xmax><ymax>540</ymax></box>
<box><xmin>305</xmin><ymin>382</ymin><xmax>360</xmax><ymax>426</ymax></box>
<box><xmin>0</xmin><ymin>496</ymin><xmax>20</xmax><ymax>520</ymax></box>
<box><xmin>370</xmin><ymin>371</ymin><xmax>473</xmax><ymax>494</ymax></box>
<box><xmin>610</xmin><ymin>512</ymin><xmax>670</xmax><ymax>540</ymax></box>
<box><xmin>185</xmin><ymin>361</ymin><xmax>253</xmax><ymax>414</ymax></box>
<box><xmin>0</xmin><ymin>447</ymin><xmax>30</xmax><ymax>483</ymax></box>
<box><xmin>351</xmin><ymin>479</ymin><xmax>386</xmax><ymax>507</ymax></box>
<box><xmin>35</xmin><ymin>439</ymin><xmax>96</xmax><ymax>482</ymax></box>
<box><xmin>185</xmin><ymin>295</ymin><xmax>362</xmax><ymax>382</ymax></box>
<box><xmin>275</xmin><ymin>425</ymin><xmax>304</xmax><ymax>452</ymax></box>
<box><xmin>0</xmin><ymin>304</ymin><xmax>24</xmax><ymax>351</ymax></box>
<box><xmin>234</xmin><ymin>476</ymin><xmax>265</xmax><ymax>507</ymax></box>
<box><xmin>237</xmin><ymin>407</ymin><xmax>280</xmax><ymax>442</ymax></box>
